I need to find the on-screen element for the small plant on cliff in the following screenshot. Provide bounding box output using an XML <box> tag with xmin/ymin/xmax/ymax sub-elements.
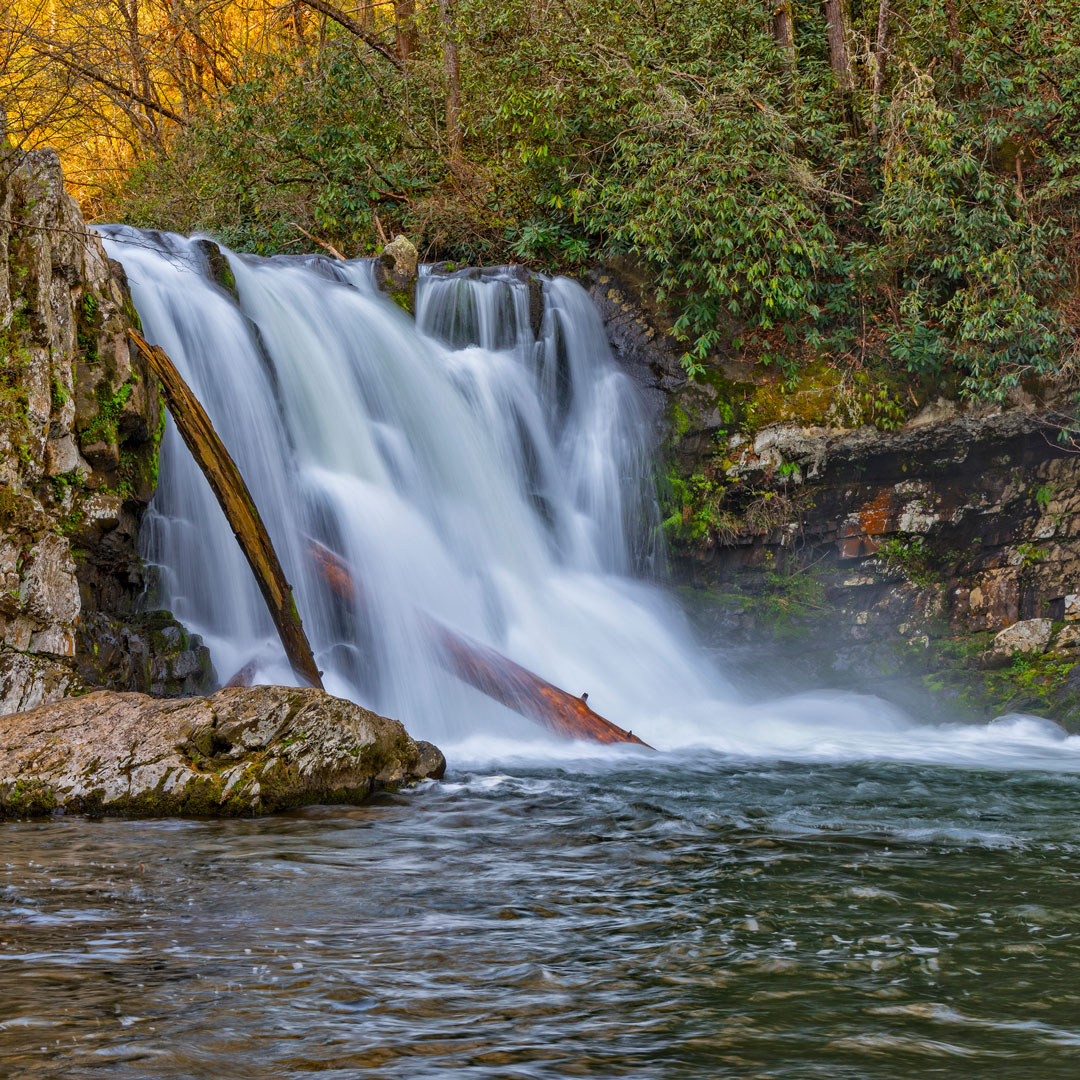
<box><xmin>49</xmin><ymin>468</ymin><xmax>86</xmax><ymax>504</ymax></box>
<box><xmin>833</xmin><ymin>377</ymin><xmax>908</xmax><ymax>432</ymax></box>
<box><xmin>50</xmin><ymin>375</ymin><xmax>71</xmax><ymax>410</ymax></box>
<box><xmin>1014</xmin><ymin>542</ymin><xmax>1047</xmax><ymax>568</ymax></box>
<box><xmin>1034</xmin><ymin>484</ymin><xmax>1056</xmax><ymax>512</ymax></box>
<box><xmin>879</xmin><ymin>535</ymin><xmax>938</xmax><ymax>587</ymax></box>
<box><xmin>750</xmin><ymin>561</ymin><xmax>830</xmax><ymax>640</ymax></box>
<box><xmin>80</xmin><ymin>376</ymin><xmax>136</xmax><ymax>446</ymax></box>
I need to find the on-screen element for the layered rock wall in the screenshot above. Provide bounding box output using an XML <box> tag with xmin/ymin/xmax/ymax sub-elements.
<box><xmin>589</xmin><ymin>263</ymin><xmax>1080</xmax><ymax>728</ymax></box>
<box><xmin>0</xmin><ymin>143</ymin><xmax>211</xmax><ymax>713</ymax></box>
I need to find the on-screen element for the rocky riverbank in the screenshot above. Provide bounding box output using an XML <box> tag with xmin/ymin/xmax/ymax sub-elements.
<box><xmin>1</xmin><ymin>141</ymin><xmax>213</xmax><ymax>714</ymax></box>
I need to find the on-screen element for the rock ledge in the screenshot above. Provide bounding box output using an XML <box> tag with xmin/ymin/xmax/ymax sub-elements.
<box><xmin>0</xmin><ymin>685</ymin><xmax>444</xmax><ymax>818</ymax></box>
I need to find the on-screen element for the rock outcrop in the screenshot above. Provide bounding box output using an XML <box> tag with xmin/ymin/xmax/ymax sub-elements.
<box><xmin>590</xmin><ymin>260</ymin><xmax>1080</xmax><ymax>728</ymax></box>
<box><xmin>0</xmin><ymin>684</ymin><xmax>445</xmax><ymax>818</ymax></box>
<box><xmin>0</xmin><ymin>140</ymin><xmax>213</xmax><ymax>714</ymax></box>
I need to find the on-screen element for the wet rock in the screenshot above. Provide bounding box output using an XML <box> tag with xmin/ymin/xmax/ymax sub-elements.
<box><xmin>192</xmin><ymin>238</ymin><xmax>237</xmax><ymax>299</ymax></box>
<box><xmin>374</xmin><ymin>235</ymin><xmax>419</xmax><ymax>311</ymax></box>
<box><xmin>75</xmin><ymin>610</ymin><xmax>216</xmax><ymax>698</ymax></box>
<box><xmin>586</xmin><ymin>264</ymin><xmax>686</xmax><ymax>427</ymax></box>
<box><xmin>414</xmin><ymin>739</ymin><xmax>447</xmax><ymax>780</ymax></box>
<box><xmin>0</xmin><ymin>685</ymin><xmax>444</xmax><ymax>818</ymax></box>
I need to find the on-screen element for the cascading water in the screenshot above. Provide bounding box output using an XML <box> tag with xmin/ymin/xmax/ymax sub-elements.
<box><xmin>101</xmin><ymin>228</ymin><xmax>1080</xmax><ymax>767</ymax></box>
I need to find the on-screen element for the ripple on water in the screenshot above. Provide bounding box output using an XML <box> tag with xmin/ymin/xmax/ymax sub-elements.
<box><xmin>1</xmin><ymin>757</ymin><xmax>1079</xmax><ymax>1078</ymax></box>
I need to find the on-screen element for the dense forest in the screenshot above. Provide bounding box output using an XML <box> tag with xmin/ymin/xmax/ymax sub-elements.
<box><xmin>3</xmin><ymin>0</ymin><xmax>1079</xmax><ymax>399</ymax></box>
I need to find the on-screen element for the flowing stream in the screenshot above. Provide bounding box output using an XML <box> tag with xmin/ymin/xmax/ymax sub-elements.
<box><xmin>3</xmin><ymin>234</ymin><xmax>1080</xmax><ymax>1076</ymax></box>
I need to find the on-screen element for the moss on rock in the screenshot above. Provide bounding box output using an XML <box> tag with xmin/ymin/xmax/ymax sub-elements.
<box><xmin>0</xmin><ymin>685</ymin><xmax>445</xmax><ymax>820</ymax></box>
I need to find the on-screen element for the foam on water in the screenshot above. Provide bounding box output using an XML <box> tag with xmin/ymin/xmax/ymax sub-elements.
<box><xmin>100</xmin><ymin>229</ymin><xmax>1080</xmax><ymax>772</ymax></box>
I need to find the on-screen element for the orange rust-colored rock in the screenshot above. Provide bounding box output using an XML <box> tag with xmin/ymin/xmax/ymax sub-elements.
<box><xmin>858</xmin><ymin>489</ymin><xmax>897</xmax><ymax>536</ymax></box>
<box><xmin>837</xmin><ymin>488</ymin><xmax>898</xmax><ymax>558</ymax></box>
<box><xmin>306</xmin><ymin>540</ymin><xmax>652</xmax><ymax>748</ymax></box>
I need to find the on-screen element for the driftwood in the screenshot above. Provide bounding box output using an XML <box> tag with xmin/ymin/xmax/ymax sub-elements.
<box><xmin>307</xmin><ymin>539</ymin><xmax>652</xmax><ymax>748</ymax></box>
<box><xmin>128</xmin><ymin>330</ymin><xmax>325</xmax><ymax>690</ymax></box>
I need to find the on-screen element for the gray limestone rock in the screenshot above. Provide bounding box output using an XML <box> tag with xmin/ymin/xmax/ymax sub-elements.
<box><xmin>0</xmin><ymin>685</ymin><xmax>444</xmax><ymax>818</ymax></box>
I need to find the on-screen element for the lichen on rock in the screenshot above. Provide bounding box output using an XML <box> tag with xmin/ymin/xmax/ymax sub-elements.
<box><xmin>0</xmin><ymin>685</ymin><xmax>445</xmax><ymax>818</ymax></box>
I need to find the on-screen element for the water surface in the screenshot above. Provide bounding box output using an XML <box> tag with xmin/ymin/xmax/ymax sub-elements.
<box><xmin>3</xmin><ymin>753</ymin><xmax>1078</xmax><ymax>1078</ymax></box>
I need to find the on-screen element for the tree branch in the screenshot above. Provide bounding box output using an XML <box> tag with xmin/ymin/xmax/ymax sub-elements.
<box><xmin>296</xmin><ymin>0</ymin><xmax>404</xmax><ymax>70</ymax></box>
<box><xmin>33</xmin><ymin>46</ymin><xmax>185</xmax><ymax>125</ymax></box>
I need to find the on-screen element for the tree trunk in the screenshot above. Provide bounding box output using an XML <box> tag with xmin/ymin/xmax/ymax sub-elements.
<box><xmin>437</xmin><ymin>0</ymin><xmax>464</xmax><ymax>167</ymax></box>
<box><xmin>945</xmin><ymin>0</ymin><xmax>963</xmax><ymax>76</ymax></box>
<box><xmin>427</xmin><ymin>621</ymin><xmax>653</xmax><ymax>747</ymax></box>
<box><xmin>823</xmin><ymin>0</ymin><xmax>854</xmax><ymax>92</ymax></box>
<box><xmin>823</xmin><ymin>0</ymin><xmax>856</xmax><ymax>130</ymax></box>
<box><xmin>394</xmin><ymin>0</ymin><xmax>418</xmax><ymax>62</ymax></box>
<box><xmin>773</xmin><ymin>1</ymin><xmax>797</xmax><ymax>79</ymax></box>
<box><xmin>128</xmin><ymin>331</ymin><xmax>325</xmax><ymax>690</ymax></box>
<box><xmin>870</xmin><ymin>0</ymin><xmax>890</xmax><ymax>144</ymax></box>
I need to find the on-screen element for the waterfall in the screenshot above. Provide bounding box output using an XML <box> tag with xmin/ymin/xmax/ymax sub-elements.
<box><xmin>100</xmin><ymin>230</ymin><xmax>714</xmax><ymax>747</ymax></box>
<box><xmin>100</xmin><ymin>229</ymin><xmax>1080</xmax><ymax>766</ymax></box>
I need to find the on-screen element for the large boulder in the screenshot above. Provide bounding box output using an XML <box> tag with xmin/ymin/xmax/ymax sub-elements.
<box><xmin>0</xmin><ymin>685</ymin><xmax>444</xmax><ymax>818</ymax></box>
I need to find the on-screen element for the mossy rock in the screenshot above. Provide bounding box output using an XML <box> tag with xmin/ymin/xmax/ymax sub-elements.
<box><xmin>0</xmin><ymin>685</ymin><xmax>445</xmax><ymax>819</ymax></box>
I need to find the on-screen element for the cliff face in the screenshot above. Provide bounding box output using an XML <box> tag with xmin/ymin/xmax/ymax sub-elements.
<box><xmin>0</xmin><ymin>145</ymin><xmax>211</xmax><ymax>714</ymax></box>
<box><xmin>589</xmin><ymin>265</ymin><xmax>1080</xmax><ymax>730</ymax></box>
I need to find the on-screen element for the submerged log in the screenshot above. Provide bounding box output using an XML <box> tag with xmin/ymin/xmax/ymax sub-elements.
<box><xmin>128</xmin><ymin>331</ymin><xmax>324</xmax><ymax>690</ymax></box>
<box><xmin>427</xmin><ymin>621</ymin><xmax>653</xmax><ymax>748</ymax></box>
<box><xmin>306</xmin><ymin>539</ymin><xmax>652</xmax><ymax>748</ymax></box>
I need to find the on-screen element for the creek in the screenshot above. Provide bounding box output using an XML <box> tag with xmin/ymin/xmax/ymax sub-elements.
<box><xmin>2</xmin><ymin>758</ymin><xmax>1080</xmax><ymax>1077</ymax></box>
<box><xmin>3</xmin><ymin>236</ymin><xmax>1080</xmax><ymax>1076</ymax></box>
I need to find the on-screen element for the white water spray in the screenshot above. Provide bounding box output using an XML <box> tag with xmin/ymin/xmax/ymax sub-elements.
<box><xmin>101</xmin><ymin>229</ymin><xmax>1080</xmax><ymax>769</ymax></box>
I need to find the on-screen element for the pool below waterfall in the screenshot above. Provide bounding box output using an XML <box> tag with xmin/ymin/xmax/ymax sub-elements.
<box><xmin>3</xmin><ymin>752</ymin><xmax>1080</xmax><ymax>1078</ymax></box>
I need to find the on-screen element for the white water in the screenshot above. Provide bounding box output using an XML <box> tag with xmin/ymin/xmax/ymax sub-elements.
<box><xmin>100</xmin><ymin>229</ymin><xmax>1080</xmax><ymax>770</ymax></box>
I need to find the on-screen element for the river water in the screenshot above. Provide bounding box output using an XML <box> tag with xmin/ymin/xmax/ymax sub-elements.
<box><xmin>3</xmin><ymin>752</ymin><xmax>1080</xmax><ymax>1077</ymax></box>
<box><xmin>3</xmin><ymin>237</ymin><xmax>1080</xmax><ymax>1075</ymax></box>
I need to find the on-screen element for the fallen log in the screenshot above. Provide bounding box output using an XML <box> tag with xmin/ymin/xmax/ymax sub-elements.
<box><xmin>426</xmin><ymin>620</ymin><xmax>653</xmax><ymax>747</ymax></box>
<box><xmin>306</xmin><ymin>538</ymin><xmax>652</xmax><ymax>748</ymax></box>
<box><xmin>128</xmin><ymin>330</ymin><xmax>324</xmax><ymax>690</ymax></box>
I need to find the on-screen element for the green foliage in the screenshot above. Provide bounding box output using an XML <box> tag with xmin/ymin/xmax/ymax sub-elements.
<box><xmin>0</xmin><ymin>316</ymin><xmax>32</xmax><ymax>468</ymax></box>
<box><xmin>879</xmin><ymin>534</ymin><xmax>938</xmax><ymax>586</ymax></box>
<box><xmin>987</xmin><ymin>652</ymin><xmax>1076</xmax><ymax>713</ymax></box>
<box><xmin>1034</xmin><ymin>483</ymin><xmax>1056</xmax><ymax>511</ymax></box>
<box><xmin>49</xmin><ymin>467</ymin><xmax>86</xmax><ymax>504</ymax></box>
<box><xmin>1014</xmin><ymin>541</ymin><xmax>1047</xmax><ymax>567</ymax></box>
<box><xmin>747</xmin><ymin>559</ymin><xmax>830</xmax><ymax>640</ymax></box>
<box><xmin>661</xmin><ymin>466</ymin><xmax>736</xmax><ymax>543</ymax></box>
<box><xmin>108</xmin><ymin>0</ymin><xmax>1080</xmax><ymax>398</ymax></box>
<box><xmin>832</xmin><ymin>374</ymin><xmax>908</xmax><ymax>430</ymax></box>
